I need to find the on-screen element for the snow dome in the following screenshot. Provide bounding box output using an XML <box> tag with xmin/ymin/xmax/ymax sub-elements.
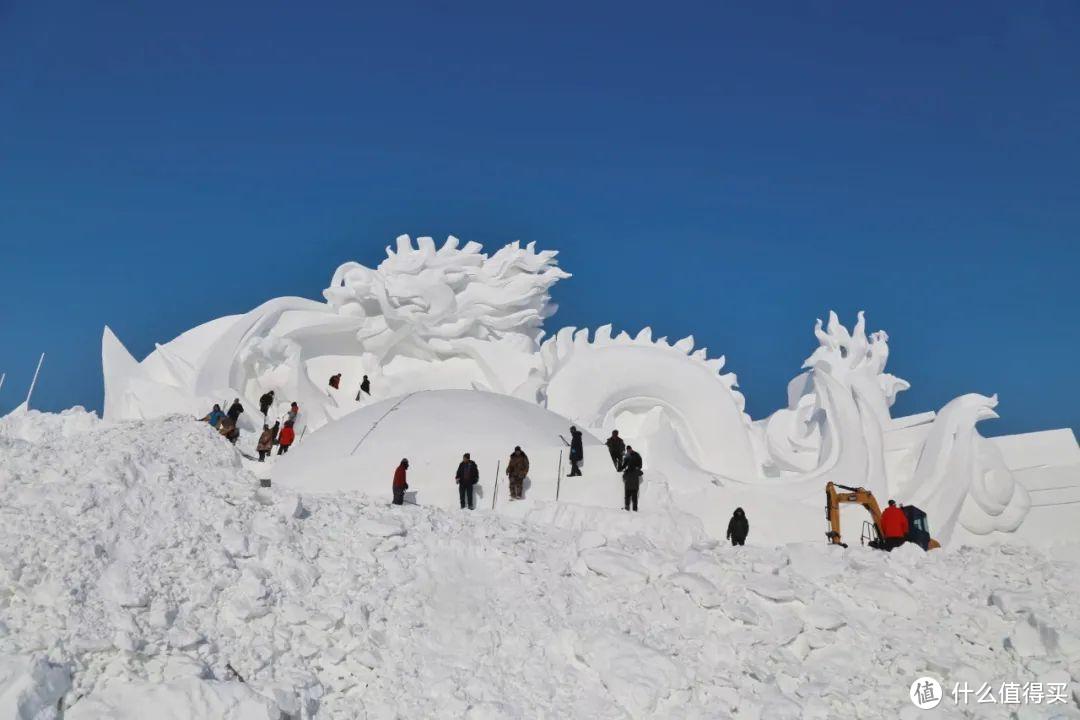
<box><xmin>273</xmin><ymin>390</ymin><xmax>603</xmax><ymax>508</ymax></box>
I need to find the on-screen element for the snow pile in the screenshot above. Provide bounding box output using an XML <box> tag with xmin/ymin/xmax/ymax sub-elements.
<box><xmin>1</xmin><ymin>410</ymin><xmax>1079</xmax><ymax>718</ymax></box>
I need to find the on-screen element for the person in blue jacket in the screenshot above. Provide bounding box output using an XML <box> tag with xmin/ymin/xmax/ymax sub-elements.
<box><xmin>200</xmin><ymin>404</ymin><xmax>225</xmax><ymax>428</ymax></box>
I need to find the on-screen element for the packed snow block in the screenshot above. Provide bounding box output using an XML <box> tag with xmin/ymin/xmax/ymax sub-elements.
<box><xmin>353</xmin><ymin>518</ymin><xmax>405</xmax><ymax>537</ymax></box>
<box><xmin>65</xmin><ymin>679</ymin><xmax>278</xmax><ymax>720</ymax></box>
<box><xmin>0</xmin><ymin>654</ymin><xmax>71</xmax><ymax>720</ymax></box>
<box><xmin>579</xmin><ymin>548</ymin><xmax>650</xmax><ymax>582</ymax></box>
<box><xmin>525</xmin><ymin>501</ymin><xmax>708</xmax><ymax>554</ymax></box>
<box><xmin>747</xmin><ymin>576</ymin><xmax>797</xmax><ymax>603</ymax></box>
<box><xmin>668</xmin><ymin>572</ymin><xmax>723</xmax><ymax>608</ymax></box>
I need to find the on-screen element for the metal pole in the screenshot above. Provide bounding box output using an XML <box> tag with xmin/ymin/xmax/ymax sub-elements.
<box><xmin>555</xmin><ymin>450</ymin><xmax>563</xmax><ymax>502</ymax></box>
<box><xmin>0</xmin><ymin>372</ymin><xmax>6</xmax><ymax>394</ymax></box>
<box><xmin>491</xmin><ymin>460</ymin><xmax>501</xmax><ymax>510</ymax></box>
<box><xmin>25</xmin><ymin>353</ymin><xmax>45</xmax><ymax>408</ymax></box>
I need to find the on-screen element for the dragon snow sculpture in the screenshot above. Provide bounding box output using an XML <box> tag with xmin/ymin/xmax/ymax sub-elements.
<box><xmin>102</xmin><ymin>234</ymin><xmax>1031</xmax><ymax>545</ymax></box>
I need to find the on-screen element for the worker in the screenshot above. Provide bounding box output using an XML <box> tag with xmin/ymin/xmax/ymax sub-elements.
<box><xmin>622</xmin><ymin>445</ymin><xmax>643</xmax><ymax>511</ymax></box>
<box><xmin>259</xmin><ymin>390</ymin><xmax>275</xmax><ymax>417</ymax></box>
<box><xmin>227</xmin><ymin>398</ymin><xmax>244</xmax><ymax>424</ymax></box>
<box><xmin>256</xmin><ymin>424</ymin><xmax>274</xmax><ymax>461</ymax></box>
<box><xmin>329</xmin><ymin>373</ymin><xmax>342</xmax><ymax>390</ymax></box>
<box><xmin>360</xmin><ymin>375</ymin><xmax>371</xmax><ymax>395</ymax></box>
<box><xmin>506</xmin><ymin>446</ymin><xmax>529</xmax><ymax>500</ymax></box>
<box><xmin>285</xmin><ymin>402</ymin><xmax>299</xmax><ymax>424</ymax></box>
<box><xmin>605</xmin><ymin>430</ymin><xmax>626</xmax><ymax>470</ymax></box>
<box><xmin>880</xmin><ymin>499</ymin><xmax>909</xmax><ymax>550</ymax></box>
<box><xmin>567</xmin><ymin>426</ymin><xmax>584</xmax><ymax>477</ymax></box>
<box><xmin>277</xmin><ymin>421</ymin><xmax>295</xmax><ymax>455</ymax></box>
<box><xmin>726</xmin><ymin>508</ymin><xmax>749</xmax><ymax>546</ymax></box>
<box><xmin>219</xmin><ymin>417</ymin><xmax>240</xmax><ymax>445</ymax></box>
<box><xmin>392</xmin><ymin>459</ymin><xmax>409</xmax><ymax>506</ymax></box>
<box><xmin>200</xmin><ymin>404</ymin><xmax>225</xmax><ymax>428</ymax></box>
<box><xmin>455</xmin><ymin>453</ymin><xmax>479</xmax><ymax>510</ymax></box>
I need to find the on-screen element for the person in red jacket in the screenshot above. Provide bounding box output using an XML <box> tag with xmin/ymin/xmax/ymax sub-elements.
<box><xmin>392</xmin><ymin>459</ymin><xmax>409</xmax><ymax>505</ymax></box>
<box><xmin>880</xmin><ymin>499</ymin><xmax>909</xmax><ymax>551</ymax></box>
<box><xmin>277</xmin><ymin>421</ymin><xmax>296</xmax><ymax>455</ymax></box>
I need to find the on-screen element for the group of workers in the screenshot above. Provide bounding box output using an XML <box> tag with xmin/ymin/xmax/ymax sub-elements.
<box><xmin>200</xmin><ymin>391</ymin><xmax>301</xmax><ymax>461</ymax></box>
<box><xmin>203</xmin><ymin>393</ymin><xmax>764</xmax><ymax>541</ymax></box>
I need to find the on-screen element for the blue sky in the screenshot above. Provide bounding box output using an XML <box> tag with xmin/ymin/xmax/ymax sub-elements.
<box><xmin>1</xmin><ymin>1</ymin><xmax>1077</xmax><ymax>436</ymax></box>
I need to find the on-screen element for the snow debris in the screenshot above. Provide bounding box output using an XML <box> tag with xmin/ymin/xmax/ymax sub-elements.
<box><xmin>1</xmin><ymin>410</ymin><xmax>1078</xmax><ymax>718</ymax></box>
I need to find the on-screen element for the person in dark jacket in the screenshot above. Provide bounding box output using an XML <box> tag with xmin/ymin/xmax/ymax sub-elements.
<box><xmin>259</xmin><ymin>390</ymin><xmax>275</xmax><ymax>417</ymax></box>
<box><xmin>568</xmin><ymin>426</ymin><xmax>584</xmax><ymax>476</ymax></box>
<box><xmin>360</xmin><ymin>375</ymin><xmax>371</xmax><ymax>395</ymax></box>
<box><xmin>605</xmin><ymin>430</ymin><xmax>626</xmax><ymax>470</ymax></box>
<box><xmin>506</xmin><ymin>446</ymin><xmax>530</xmax><ymax>500</ymax></box>
<box><xmin>269</xmin><ymin>420</ymin><xmax>280</xmax><ymax>446</ymax></box>
<box><xmin>328</xmin><ymin>373</ymin><xmax>342</xmax><ymax>390</ymax></box>
<box><xmin>726</xmin><ymin>508</ymin><xmax>749</xmax><ymax>546</ymax></box>
<box><xmin>277</xmin><ymin>422</ymin><xmax>295</xmax><ymax>455</ymax></box>
<box><xmin>621</xmin><ymin>446</ymin><xmax>643</xmax><ymax>511</ymax></box>
<box><xmin>455</xmin><ymin>453</ymin><xmax>479</xmax><ymax>510</ymax></box>
<box><xmin>227</xmin><ymin>398</ymin><xmax>244</xmax><ymax>424</ymax></box>
<box><xmin>200</xmin><ymin>404</ymin><xmax>225</xmax><ymax>428</ymax></box>
<box><xmin>256</xmin><ymin>425</ymin><xmax>274</xmax><ymax>461</ymax></box>
<box><xmin>392</xmin><ymin>459</ymin><xmax>409</xmax><ymax>506</ymax></box>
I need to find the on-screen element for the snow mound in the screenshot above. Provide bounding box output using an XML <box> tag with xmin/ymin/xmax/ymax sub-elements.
<box><xmin>274</xmin><ymin>389</ymin><xmax>601</xmax><ymax>506</ymax></box>
<box><xmin>1</xmin><ymin>412</ymin><xmax>1079</xmax><ymax>718</ymax></box>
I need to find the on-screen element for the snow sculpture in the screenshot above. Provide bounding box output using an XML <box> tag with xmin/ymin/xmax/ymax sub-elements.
<box><xmin>903</xmin><ymin>394</ymin><xmax>1031</xmax><ymax>545</ymax></box>
<box><xmin>760</xmin><ymin>312</ymin><xmax>908</xmax><ymax>500</ymax></box>
<box><xmin>530</xmin><ymin>324</ymin><xmax>758</xmax><ymax>482</ymax></box>
<box><xmin>102</xmin><ymin>235</ymin><xmax>1053</xmax><ymax>546</ymax></box>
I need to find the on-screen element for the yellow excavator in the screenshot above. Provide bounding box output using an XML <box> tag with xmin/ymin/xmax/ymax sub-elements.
<box><xmin>825</xmin><ymin>482</ymin><xmax>940</xmax><ymax>551</ymax></box>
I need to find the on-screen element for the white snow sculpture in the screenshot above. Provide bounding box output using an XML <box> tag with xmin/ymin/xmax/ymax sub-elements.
<box><xmin>760</xmin><ymin>311</ymin><xmax>907</xmax><ymax>500</ymax></box>
<box><xmin>903</xmin><ymin>393</ymin><xmax>1031</xmax><ymax>546</ymax></box>
<box><xmin>531</xmin><ymin>324</ymin><xmax>758</xmax><ymax>482</ymax></box>
<box><xmin>101</xmin><ymin>235</ymin><xmax>1058</xmax><ymax>546</ymax></box>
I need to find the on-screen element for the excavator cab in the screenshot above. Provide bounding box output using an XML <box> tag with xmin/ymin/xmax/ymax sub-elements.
<box><xmin>901</xmin><ymin>505</ymin><xmax>937</xmax><ymax>551</ymax></box>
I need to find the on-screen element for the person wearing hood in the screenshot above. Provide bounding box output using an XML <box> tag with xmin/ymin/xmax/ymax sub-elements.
<box><xmin>259</xmin><ymin>390</ymin><xmax>275</xmax><ymax>417</ymax></box>
<box><xmin>200</xmin><ymin>404</ymin><xmax>225</xmax><ymax>428</ymax></box>
<box><xmin>621</xmin><ymin>445</ymin><xmax>643</xmax><ymax>511</ymax></box>
<box><xmin>256</xmin><ymin>424</ymin><xmax>274</xmax><ymax>461</ymax></box>
<box><xmin>219</xmin><ymin>417</ymin><xmax>240</xmax><ymax>445</ymax></box>
<box><xmin>567</xmin><ymin>426</ymin><xmax>584</xmax><ymax>477</ymax></box>
<box><xmin>605</xmin><ymin>430</ymin><xmax>626</xmax><ymax>470</ymax></box>
<box><xmin>227</xmin><ymin>398</ymin><xmax>244</xmax><ymax>424</ymax></box>
<box><xmin>726</xmin><ymin>508</ymin><xmax>749</xmax><ymax>546</ymax></box>
<box><xmin>277</xmin><ymin>422</ymin><xmax>295</xmax><ymax>455</ymax></box>
<box><xmin>392</xmin><ymin>459</ymin><xmax>409</xmax><ymax>506</ymax></box>
<box><xmin>505</xmin><ymin>446</ymin><xmax>530</xmax><ymax>500</ymax></box>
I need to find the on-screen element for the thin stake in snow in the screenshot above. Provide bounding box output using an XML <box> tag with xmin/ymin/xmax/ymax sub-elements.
<box><xmin>25</xmin><ymin>353</ymin><xmax>45</xmax><ymax>409</ymax></box>
<box><xmin>491</xmin><ymin>459</ymin><xmax>501</xmax><ymax>510</ymax></box>
<box><xmin>556</xmin><ymin>450</ymin><xmax>563</xmax><ymax>501</ymax></box>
